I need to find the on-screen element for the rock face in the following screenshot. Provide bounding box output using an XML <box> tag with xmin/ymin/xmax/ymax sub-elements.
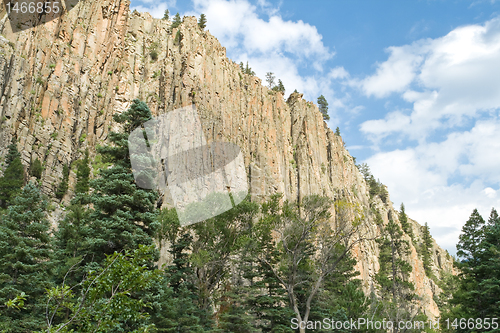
<box><xmin>0</xmin><ymin>0</ymin><xmax>455</xmax><ymax>318</ymax></box>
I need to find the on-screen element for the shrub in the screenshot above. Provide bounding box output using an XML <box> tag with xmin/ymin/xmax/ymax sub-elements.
<box><xmin>30</xmin><ymin>158</ymin><xmax>43</xmax><ymax>179</ymax></box>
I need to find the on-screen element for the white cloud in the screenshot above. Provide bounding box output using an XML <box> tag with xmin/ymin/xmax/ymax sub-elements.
<box><xmin>360</xmin><ymin>44</ymin><xmax>424</xmax><ymax>98</ymax></box>
<box><xmin>365</xmin><ymin>117</ymin><xmax>500</xmax><ymax>255</ymax></box>
<box><xmin>359</xmin><ymin>17</ymin><xmax>500</xmax><ymax>142</ymax></box>
<box><xmin>131</xmin><ymin>0</ymin><xmax>174</xmax><ymax>18</ymax></box>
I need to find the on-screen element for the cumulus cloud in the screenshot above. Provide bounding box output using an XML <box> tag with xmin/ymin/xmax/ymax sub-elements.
<box><xmin>365</xmin><ymin>117</ymin><xmax>500</xmax><ymax>255</ymax></box>
<box><xmin>359</xmin><ymin>17</ymin><xmax>500</xmax><ymax>142</ymax></box>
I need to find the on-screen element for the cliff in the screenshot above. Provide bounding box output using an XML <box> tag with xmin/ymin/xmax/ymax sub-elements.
<box><xmin>0</xmin><ymin>0</ymin><xmax>455</xmax><ymax>318</ymax></box>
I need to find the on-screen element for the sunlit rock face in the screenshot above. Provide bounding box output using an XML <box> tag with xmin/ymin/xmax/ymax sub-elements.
<box><xmin>0</xmin><ymin>0</ymin><xmax>455</xmax><ymax>318</ymax></box>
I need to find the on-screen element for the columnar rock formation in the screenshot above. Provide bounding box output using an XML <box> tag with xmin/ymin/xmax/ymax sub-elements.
<box><xmin>0</xmin><ymin>0</ymin><xmax>455</xmax><ymax>318</ymax></box>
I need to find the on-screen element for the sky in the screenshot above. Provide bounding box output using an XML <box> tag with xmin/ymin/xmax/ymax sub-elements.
<box><xmin>130</xmin><ymin>0</ymin><xmax>500</xmax><ymax>256</ymax></box>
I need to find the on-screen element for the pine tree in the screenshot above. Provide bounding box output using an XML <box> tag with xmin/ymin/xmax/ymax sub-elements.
<box><xmin>55</xmin><ymin>164</ymin><xmax>70</xmax><ymax>199</ymax></box>
<box><xmin>317</xmin><ymin>95</ymin><xmax>330</xmax><ymax>121</ymax></box>
<box><xmin>198</xmin><ymin>13</ymin><xmax>207</xmax><ymax>29</ymax></box>
<box><xmin>310</xmin><ymin>251</ymin><xmax>369</xmax><ymax>333</ymax></box>
<box><xmin>375</xmin><ymin>219</ymin><xmax>424</xmax><ymax>331</ymax></box>
<box><xmin>238</xmin><ymin>195</ymin><xmax>295</xmax><ymax>332</ymax></box>
<box><xmin>475</xmin><ymin>208</ymin><xmax>500</xmax><ymax>319</ymax></box>
<box><xmin>0</xmin><ymin>182</ymin><xmax>53</xmax><ymax>332</ymax></box>
<box><xmin>449</xmin><ymin>208</ymin><xmax>500</xmax><ymax>329</ymax></box>
<box><xmin>4</xmin><ymin>138</ymin><xmax>20</xmax><ymax>166</ymax></box>
<box><xmin>75</xmin><ymin>149</ymin><xmax>90</xmax><ymax>194</ymax></box>
<box><xmin>399</xmin><ymin>203</ymin><xmax>413</xmax><ymax>239</ymax></box>
<box><xmin>84</xmin><ymin>99</ymin><xmax>160</xmax><ymax>263</ymax></box>
<box><xmin>420</xmin><ymin>222</ymin><xmax>433</xmax><ymax>278</ymax></box>
<box><xmin>154</xmin><ymin>223</ymin><xmax>208</xmax><ymax>333</ymax></box>
<box><xmin>0</xmin><ymin>139</ymin><xmax>24</xmax><ymax>208</ymax></box>
<box><xmin>272</xmin><ymin>79</ymin><xmax>285</xmax><ymax>93</ymax></box>
<box><xmin>457</xmin><ymin>208</ymin><xmax>485</xmax><ymax>270</ymax></box>
<box><xmin>163</xmin><ymin>9</ymin><xmax>169</xmax><ymax>20</ymax></box>
<box><xmin>335</xmin><ymin>126</ymin><xmax>340</xmax><ymax>135</ymax></box>
<box><xmin>265</xmin><ymin>72</ymin><xmax>275</xmax><ymax>89</ymax></box>
<box><xmin>245</xmin><ymin>62</ymin><xmax>255</xmax><ymax>75</ymax></box>
<box><xmin>171</xmin><ymin>13</ymin><xmax>182</xmax><ymax>29</ymax></box>
<box><xmin>30</xmin><ymin>158</ymin><xmax>43</xmax><ymax>179</ymax></box>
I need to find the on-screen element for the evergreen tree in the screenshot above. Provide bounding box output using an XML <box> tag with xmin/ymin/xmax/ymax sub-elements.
<box><xmin>448</xmin><ymin>208</ymin><xmax>500</xmax><ymax>330</ymax></box>
<box><xmin>163</xmin><ymin>9</ymin><xmax>169</xmax><ymax>20</ymax></box>
<box><xmin>265</xmin><ymin>72</ymin><xmax>275</xmax><ymax>89</ymax></box>
<box><xmin>317</xmin><ymin>95</ymin><xmax>330</xmax><ymax>121</ymax></box>
<box><xmin>171</xmin><ymin>13</ymin><xmax>182</xmax><ymax>28</ymax></box>
<box><xmin>30</xmin><ymin>158</ymin><xmax>43</xmax><ymax>179</ymax></box>
<box><xmin>272</xmin><ymin>79</ymin><xmax>285</xmax><ymax>93</ymax></box>
<box><xmin>475</xmin><ymin>208</ymin><xmax>500</xmax><ymax>320</ymax></box>
<box><xmin>163</xmin><ymin>232</ymin><xmax>209</xmax><ymax>332</ymax></box>
<box><xmin>375</xmin><ymin>219</ymin><xmax>424</xmax><ymax>331</ymax></box>
<box><xmin>399</xmin><ymin>203</ymin><xmax>413</xmax><ymax>239</ymax></box>
<box><xmin>420</xmin><ymin>222</ymin><xmax>434</xmax><ymax>278</ymax></box>
<box><xmin>55</xmin><ymin>164</ymin><xmax>70</xmax><ymax>199</ymax></box>
<box><xmin>335</xmin><ymin>126</ymin><xmax>340</xmax><ymax>135</ymax></box>
<box><xmin>79</xmin><ymin>99</ymin><xmax>159</xmax><ymax>264</ymax></box>
<box><xmin>309</xmin><ymin>251</ymin><xmax>369</xmax><ymax>333</ymax></box>
<box><xmin>4</xmin><ymin>138</ymin><xmax>20</xmax><ymax>166</ymax></box>
<box><xmin>0</xmin><ymin>182</ymin><xmax>53</xmax><ymax>332</ymax></box>
<box><xmin>239</xmin><ymin>194</ymin><xmax>295</xmax><ymax>332</ymax></box>
<box><xmin>0</xmin><ymin>139</ymin><xmax>24</xmax><ymax>208</ymax></box>
<box><xmin>198</xmin><ymin>13</ymin><xmax>207</xmax><ymax>29</ymax></box>
<box><xmin>75</xmin><ymin>149</ymin><xmax>90</xmax><ymax>194</ymax></box>
<box><xmin>456</xmin><ymin>208</ymin><xmax>485</xmax><ymax>270</ymax></box>
<box><xmin>245</xmin><ymin>62</ymin><xmax>256</xmax><ymax>75</ymax></box>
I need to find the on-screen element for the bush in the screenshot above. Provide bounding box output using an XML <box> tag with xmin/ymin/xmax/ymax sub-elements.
<box><xmin>55</xmin><ymin>164</ymin><xmax>69</xmax><ymax>199</ymax></box>
<box><xmin>150</xmin><ymin>49</ymin><xmax>158</xmax><ymax>61</ymax></box>
<box><xmin>30</xmin><ymin>158</ymin><xmax>43</xmax><ymax>179</ymax></box>
<box><xmin>174</xmin><ymin>30</ymin><xmax>181</xmax><ymax>45</ymax></box>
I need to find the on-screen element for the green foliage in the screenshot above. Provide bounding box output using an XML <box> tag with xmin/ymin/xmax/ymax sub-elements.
<box><xmin>317</xmin><ymin>95</ymin><xmax>330</xmax><ymax>121</ymax></box>
<box><xmin>171</xmin><ymin>13</ymin><xmax>182</xmax><ymax>28</ymax></box>
<box><xmin>358</xmin><ymin>162</ymin><xmax>388</xmax><ymax>203</ymax></box>
<box><xmin>149</xmin><ymin>41</ymin><xmax>159</xmax><ymax>61</ymax></box>
<box><xmin>198</xmin><ymin>13</ymin><xmax>207</xmax><ymax>29</ymax></box>
<box><xmin>75</xmin><ymin>149</ymin><xmax>90</xmax><ymax>195</ymax></box>
<box><xmin>399</xmin><ymin>202</ymin><xmax>413</xmax><ymax>239</ymax></box>
<box><xmin>240</xmin><ymin>61</ymin><xmax>256</xmax><ymax>75</ymax></box>
<box><xmin>55</xmin><ymin>164</ymin><xmax>70</xmax><ymax>200</ymax></box>
<box><xmin>84</xmin><ymin>99</ymin><xmax>159</xmax><ymax>263</ymax></box>
<box><xmin>0</xmin><ymin>182</ymin><xmax>53</xmax><ymax>332</ymax></box>
<box><xmin>272</xmin><ymin>79</ymin><xmax>285</xmax><ymax>93</ymax></box>
<box><xmin>174</xmin><ymin>30</ymin><xmax>181</xmax><ymax>45</ymax></box>
<box><xmin>374</xmin><ymin>219</ymin><xmax>425</xmax><ymax>329</ymax></box>
<box><xmin>30</xmin><ymin>158</ymin><xmax>43</xmax><ymax>179</ymax></box>
<box><xmin>335</xmin><ymin>126</ymin><xmax>340</xmax><ymax>135</ymax></box>
<box><xmin>79</xmin><ymin>133</ymin><xmax>87</xmax><ymax>142</ymax></box>
<box><xmin>420</xmin><ymin>222</ymin><xmax>434</xmax><ymax>278</ymax></box>
<box><xmin>45</xmin><ymin>245</ymin><xmax>161</xmax><ymax>333</ymax></box>
<box><xmin>163</xmin><ymin>9</ymin><xmax>169</xmax><ymax>20</ymax></box>
<box><xmin>265</xmin><ymin>72</ymin><xmax>275</xmax><ymax>88</ymax></box>
<box><xmin>444</xmin><ymin>208</ymin><xmax>500</xmax><ymax>330</ymax></box>
<box><xmin>0</xmin><ymin>139</ymin><xmax>24</xmax><ymax>208</ymax></box>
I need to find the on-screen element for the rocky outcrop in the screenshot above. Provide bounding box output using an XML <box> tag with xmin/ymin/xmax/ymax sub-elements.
<box><xmin>0</xmin><ymin>0</ymin><xmax>455</xmax><ymax>318</ymax></box>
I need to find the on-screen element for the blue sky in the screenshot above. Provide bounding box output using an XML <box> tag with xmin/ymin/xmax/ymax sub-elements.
<box><xmin>131</xmin><ymin>0</ymin><xmax>500</xmax><ymax>255</ymax></box>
